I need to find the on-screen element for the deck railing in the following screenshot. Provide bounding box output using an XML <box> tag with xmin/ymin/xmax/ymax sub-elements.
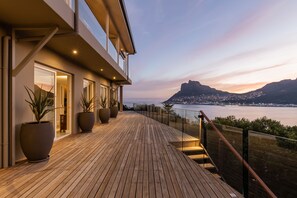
<box><xmin>200</xmin><ymin>111</ymin><xmax>277</xmax><ymax>198</ymax></box>
<box><xmin>63</xmin><ymin>0</ymin><xmax>129</xmax><ymax>75</ymax></box>
<box><xmin>133</xmin><ymin>104</ymin><xmax>285</xmax><ymax>198</ymax></box>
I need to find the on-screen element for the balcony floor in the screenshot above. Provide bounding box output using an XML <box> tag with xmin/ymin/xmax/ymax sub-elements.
<box><xmin>0</xmin><ymin>112</ymin><xmax>242</xmax><ymax>197</ymax></box>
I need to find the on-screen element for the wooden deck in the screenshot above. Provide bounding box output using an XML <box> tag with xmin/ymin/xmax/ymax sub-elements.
<box><xmin>0</xmin><ymin>112</ymin><xmax>242</xmax><ymax>197</ymax></box>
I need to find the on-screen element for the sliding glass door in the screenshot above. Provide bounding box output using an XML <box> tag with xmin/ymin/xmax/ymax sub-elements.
<box><xmin>34</xmin><ymin>66</ymin><xmax>55</xmax><ymax>126</ymax></box>
<box><xmin>56</xmin><ymin>71</ymin><xmax>72</xmax><ymax>138</ymax></box>
<box><xmin>83</xmin><ymin>79</ymin><xmax>95</xmax><ymax>107</ymax></box>
<box><xmin>34</xmin><ymin>63</ymin><xmax>72</xmax><ymax>139</ymax></box>
<box><xmin>100</xmin><ymin>85</ymin><xmax>109</xmax><ymax>106</ymax></box>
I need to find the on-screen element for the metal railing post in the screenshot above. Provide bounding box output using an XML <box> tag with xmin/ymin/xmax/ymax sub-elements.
<box><xmin>199</xmin><ymin>114</ymin><xmax>207</xmax><ymax>150</ymax></box>
<box><xmin>167</xmin><ymin>112</ymin><xmax>170</xmax><ymax>126</ymax></box>
<box><xmin>243</xmin><ymin>128</ymin><xmax>249</xmax><ymax>198</ymax></box>
<box><xmin>182</xmin><ymin>111</ymin><xmax>185</xmax><ymax>133</ymax></box>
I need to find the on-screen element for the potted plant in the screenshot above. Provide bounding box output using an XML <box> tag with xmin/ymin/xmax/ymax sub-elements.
<box><xmin>99</xmin><ymin>96</ymin><xmax>110</xmax><ymax>123</ymax></box>
<box><xmin>20</xmin><ymin>86</ymin><xmax>55</xmax><ymax>162</ymax></box>
<box><xmin>78</xmin><ymin>94</ymin><xmax>95</xmax><ymax>132</ymax></box>
<box><xmin>110</xmin><ymin>98</ymin><xmax>118</xmax><ymax>118</ymax></box>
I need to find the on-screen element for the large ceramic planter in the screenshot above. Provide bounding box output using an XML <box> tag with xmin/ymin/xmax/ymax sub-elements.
<box><xmin>99</xmin><ymin>108</ymin><xmax>110</xmax><ymax>123</ymax></box>
<box><xmin>110</xmin><ymin>106</ymin><xmax>118</xmax><ymax>118</ymax></box>
<box><xmin>78</xmin><ymin>112</ymin><xmax>95</xmax><ymax>132</ymax></box>
<box><xmin>20</xmin><ymin>121</ymin><xmax>54</xmax><ymax>162</ymax></box>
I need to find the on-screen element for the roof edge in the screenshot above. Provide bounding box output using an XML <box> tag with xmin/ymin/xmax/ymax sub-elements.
<box><xmin>119</xmin><ymin>0</ymin><xmax>136</xmax><ymax>54</ymax></box>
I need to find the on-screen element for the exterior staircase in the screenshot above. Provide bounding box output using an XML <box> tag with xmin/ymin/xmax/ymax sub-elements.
<box><xmin>177</xmin><ymin>144</ymin><xmax>221</xmax><ymax>178</ymax></box>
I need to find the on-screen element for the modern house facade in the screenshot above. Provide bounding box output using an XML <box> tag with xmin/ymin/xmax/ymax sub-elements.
<box><xmin>0</xmin><ymin>0</ymin><xmax>136</xmax><ymax>168</ymax></box>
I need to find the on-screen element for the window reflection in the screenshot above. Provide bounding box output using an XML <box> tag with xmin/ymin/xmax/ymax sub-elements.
<box><xmin>83</xmin><ymin>79</ymin><xmax>95</xmax><ymax>112</ymax></box>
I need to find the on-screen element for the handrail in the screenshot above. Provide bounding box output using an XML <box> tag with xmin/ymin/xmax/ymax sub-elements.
<box><xmin>200</xmin><ymin>110</ymin><xmax>277</xmax><ymax>198</ymax></box>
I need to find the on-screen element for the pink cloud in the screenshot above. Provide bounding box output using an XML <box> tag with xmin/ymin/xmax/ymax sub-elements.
<box><xmin>202</xmin><ymin>62</ymin><xmax>289</xmax><ymax>83</ymax></box>
<box><xmin>213</xmin><ymin>82</ymin><xmax>268</xmax><ymax>93</ymax></box>
<box><xmin>190</xmin><ymin>1</ymin><xmax>286</xmax><ymax>58</ymax></box>
<box><xmin>126</xmin><ymin>60</ymin><xmax>291</xmax><ymax>99</ymax></box>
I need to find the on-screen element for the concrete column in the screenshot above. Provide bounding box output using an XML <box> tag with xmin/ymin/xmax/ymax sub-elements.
<box><xmin>0</xmin><ymin>36</ymin><xmax>2</xmax><ymax>168</ymax></box>
<box><xmin>120</xmin><ymin>86</ymin><xmax>123</xmax><ymax>112</ymax></box>
<box><xmin>2</xmin><ymin>36</ymin><xmax>10</xmax><ymax>168</ymax></box>
<box><xmin>11</xmin><ymin>30</ymin><xmax>15</xmax><ymax>166</ymax></box>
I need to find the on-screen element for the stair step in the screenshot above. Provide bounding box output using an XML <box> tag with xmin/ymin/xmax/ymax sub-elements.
<box><xmin>212</xmin><ymin>173</ymin><xmax>222</xmax><ymax>179</ymax></box>
<box><xmin>188</xmin><ymin>154</ymin><xmax>209</xmax><ymax>161</ymax></box>
<box><xmin>199</xmin><ymin>163</ymin><xmax>216</xmax><ymax>170</ymax></box>
<box><xmin>171</xmin><ymin>140</ymin><xmax>199</xmax><ymax>148</ymax></box>
<box><xmin>177</xmin><ymin>146</ymin><xmax>203</xmax><ymax>152</ymax></box>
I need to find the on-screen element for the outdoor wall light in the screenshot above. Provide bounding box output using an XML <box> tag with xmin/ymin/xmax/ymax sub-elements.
<box><xmin>113</xmin><ymin>76</ymin><xmax>116</xmax><ymax>80</ymax></box>
<box><xmin>100</xmin><ymin>68</ymin><xmax>104</xmax><ymax>71</ymax></box>
<box><xmin>72</xmin><ymin>50</ymin><xmax>78</xmax><ymax>55</ymax></box>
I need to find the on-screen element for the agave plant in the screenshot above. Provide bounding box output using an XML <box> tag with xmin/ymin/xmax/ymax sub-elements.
<box><xmin>100</xmin><ymin>97</ymin><xmax>107</xmax><ymax>108</ymax></box>
<box><xmin>25</xmin><ymin>86</ymin><xmax>54</xmax><ymax>123</ymax></box>
<box><xmin>80</xmin><ymin>94</ymin><xmax>95</xmax><ymax>112</ymax></box>
<box><xmin>110</xmin><ymin>98</ymin><xmax>118</xmax><ymax>107</ymax></box>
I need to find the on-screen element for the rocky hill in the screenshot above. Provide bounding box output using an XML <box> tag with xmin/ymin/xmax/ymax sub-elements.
<box><xmin>166</xmin><ymin>79</ymin><xmax>297</xmax><ymax>105</ymax></box>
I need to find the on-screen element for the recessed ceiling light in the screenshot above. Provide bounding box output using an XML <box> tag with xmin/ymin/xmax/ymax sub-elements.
<box><xmin>100</xmin><ymin>68</ymin><xmax>103</xmax><ymax>71</ymax></box>
<box><xmin>72</xmin><ymin>50</ymin><xmax>78</xmax><ymax>55</ymax></box>
<box><xmin>113</xmin><ymin>76</ymin><xmax>116</xmax><ymax>80</ymax></box>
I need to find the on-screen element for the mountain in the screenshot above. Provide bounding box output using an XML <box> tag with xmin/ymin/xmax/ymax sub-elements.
<box><xmin>244</xmin><ymin>79</ymin><xmax>297</xmax><ymax>104</ymax></box>
<box><xmin>166</xmin><ymin>79</ymin><xmax>297</xmax><ymax>105</ymax></box>
<box><xmin>171</xmin><ymin>80</ymin><xmax>230</xmax><ymax>97</ymax></box>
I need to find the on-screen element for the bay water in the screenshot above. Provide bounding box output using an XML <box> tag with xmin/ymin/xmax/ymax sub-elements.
<box><xmin>125</xmin><ymin>99</ymin><xmax>297</xmax><ymax>126</ymax></box>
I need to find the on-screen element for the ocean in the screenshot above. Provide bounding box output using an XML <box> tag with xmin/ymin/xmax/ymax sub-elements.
<box><xmin>124</xmin><ymin>98</ymin><xmax>297</xmax><ymax>126</ymax></box>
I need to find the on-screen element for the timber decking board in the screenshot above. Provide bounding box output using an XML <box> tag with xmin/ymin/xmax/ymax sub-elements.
<box><xmin>0</xmin><ymin>112</ymin><xmax>242</xmax><ymax>198</ymax></box>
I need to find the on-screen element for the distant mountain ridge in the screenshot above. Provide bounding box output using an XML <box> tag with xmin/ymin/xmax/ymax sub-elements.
<box><xmin>166</xmin><ymin>79</ymin><xmax>297</xmax><ymax>105</ymax></box>
<box><xmin>174</xmin><ymin>80</ymin><xmax>230</xmax><ymax>96</ymax></box>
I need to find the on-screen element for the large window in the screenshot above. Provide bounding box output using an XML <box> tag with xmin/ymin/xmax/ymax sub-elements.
<box><xmin>100</xmin><ymin>85</ymin><xmax>109</xmax><ymax>108</ymax></box>
<box><xmin>83</xmin><ymin>79</ymin><xmax>95</xmax><ymax>111</ymax></box>
<box><xmin>34</xmin><ymin>66</ymin><xmax>55</xmax><ymax>125</ymax></box>
<box><xmin>34</xmin><ymin>64</ymin><xmax>72</xmax><ymax>139</ymax></box>
<box><xmin>56</xmin><ymin>72</ymin><xmax>72</xmax><ymax>137</ymax></box>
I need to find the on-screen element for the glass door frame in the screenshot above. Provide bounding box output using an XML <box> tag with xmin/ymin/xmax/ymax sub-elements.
<box><xmin>34</xmin><ymin>63</ymin><xmax>72</xmax><ymax>140</ymax></box>
<box><xmin>100</xmin><ymin>84</ymin><xmax>109</xmax><ymax>108</ymax></box>
<box><xmin>56</xmin><ymin>71</ymin><xmax>72</xmax><ymax>138</ymax></box>
<box><xmin>34</xmin><ymin>63</ymin><xmax>57</xmax><ymax>136</ymax></box>
<box><xmin>83</xmin><ymin>78</ymin><xmax>95</xmax><ymax>112</ymax></box>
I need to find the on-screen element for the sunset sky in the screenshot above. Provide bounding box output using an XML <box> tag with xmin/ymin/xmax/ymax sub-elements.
<box><xmin>124</xmin><ymin>0</ymin><xmax>297</xmax><ymax>100</ymax></box>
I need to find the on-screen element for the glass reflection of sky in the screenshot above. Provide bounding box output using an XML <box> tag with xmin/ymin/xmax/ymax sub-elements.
<box><xmin>34</xmin><ymin>67</ymin><xmax>55</xmax><ymax>92</ymax></box>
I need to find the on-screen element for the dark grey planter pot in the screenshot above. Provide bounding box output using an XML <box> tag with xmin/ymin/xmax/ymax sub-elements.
<box><xmin>78</xmin><ymin>112</ymin><xmax>95</xmax><ymax>132</ymax></box>
<box><xmin>99</xmin><ymin>108</ymin><xmax>110</xmax><ymax>123</ymax></box>
<box><xmin>110</xmin><ymin>106</ymin><xmax>118</xmax><ymax>118</ymax></box>
<box><xmin>20</xmin><ymin>121</ymin><xmax>54</xmax><ymax>162</ymax></box>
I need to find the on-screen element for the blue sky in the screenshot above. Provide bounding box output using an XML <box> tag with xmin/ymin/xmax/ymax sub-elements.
<box><xmin>124</xmin><ymin>0</ymin><xmax>297</xmax><ymax>99</ymax></box>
